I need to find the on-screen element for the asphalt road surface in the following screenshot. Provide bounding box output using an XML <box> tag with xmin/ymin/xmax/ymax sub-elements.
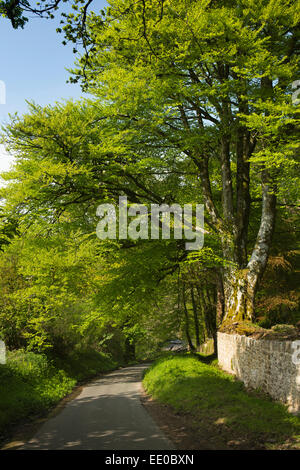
<box><xmin>21</xmin><ymin>364</ymin><xmax>175</xmax><ymax>450</ymax></box>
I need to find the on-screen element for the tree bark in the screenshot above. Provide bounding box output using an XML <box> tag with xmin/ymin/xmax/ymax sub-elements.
<box><xmin>182</xmin><ymin>286</ymin><xmax>195</xmax><ymax>352</ymax></box>
<box><xmin>223</xmin><ymin>171</ymin><xmax>276</xmax><ymax>322</ymax></box>
<box><xmin>190</xmin><ymin>287</ymin><xmax>200</xmax><ymax>350</ymax></box>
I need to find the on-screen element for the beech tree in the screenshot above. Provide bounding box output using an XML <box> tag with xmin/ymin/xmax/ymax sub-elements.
<box><xmin>0</xmin><ymin>99</ymin><xmax>206</xmax><ymax>354</ymax></box>
<box><xmin>69</xmin><ymin>0</ymin><xmax>299</xmax><ymax>323</ymax></box>
<box><xmin>1</xmin><ymin>0</ymin><xmax>299</xmax><ymax>336</ymax></box>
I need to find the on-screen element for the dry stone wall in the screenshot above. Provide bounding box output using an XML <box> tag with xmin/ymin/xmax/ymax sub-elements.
<box><xmin>217</xmin><ymin>332</ymin><xmax>300</xmax><ymax>414</ymax></box>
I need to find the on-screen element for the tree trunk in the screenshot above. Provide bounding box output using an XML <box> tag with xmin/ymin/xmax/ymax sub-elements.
<box><xmin>213</xmin><ymin>332</ymin><xmax>218</xmax><ymax>356</ymax></box>
<box><xmin>223</xmin><ymin>269</ymin><xmax>255</xmax><ymax>322</ymax></box>
<box><xmin>223</xmin><ymin>172</ymin><xmax>276</xmax><ymax>322</ymax></box>
<box><xmin>216</xmin><ymin>274</ymin><xmax>225</xmax><ymax>326</ymax></box>
<box><xmin>190</xmin><ymin>287</ymin><xmax>200</xmax><ymax>350</ymax></box>
<box><xmin>124</xmin><ymin>337</ymin><xmax>136</xmax><ymax>363</ymax></box>
<box><xmin>194</xmin><ymin>75</ymin><xmax>277</xmax><ymax>325</ymax></box>
<box><xmin>182</xmin><ymin>286</ymin><xmax>195</xmax><ymax>352</ymax></box>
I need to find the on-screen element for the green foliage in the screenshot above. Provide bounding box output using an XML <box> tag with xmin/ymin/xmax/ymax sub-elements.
<box><xmin>0</xmin><ymin>223</ymin><xmax>104</xmax><ymax>353</ymax></box>
<box><xmin>0</xmin><ymin>348</ymin><xmax>117</xmax><ymax>436</ymax></box>
<box><xmin>0</xmin><ymin>208</ymin><xmax>19</xmax><ymax>251</ymax></box>
<box><xmin>52</xmin><ymin>348</ymin><xmax>118</xmax><ymax>382</ymax></box>
<box><xmin>256</xmin><ymin>212</ymin><xmax>300</xmax><ymax>327</ymax></box>
<box><xmin>69</xmin><ymin>0</ymin><xmax>300</xmax><ymax>321</ymax></box>
<box><xmin>0</xmin><ymin>350</ymin><xmax>75</xmax><ymax>434</ymax></box>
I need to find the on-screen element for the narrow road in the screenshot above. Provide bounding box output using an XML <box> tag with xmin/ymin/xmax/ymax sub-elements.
<box><xmin>21</xmin><ymin>364</ymin><xmax>175</xmax><ymax>450</ymax></box>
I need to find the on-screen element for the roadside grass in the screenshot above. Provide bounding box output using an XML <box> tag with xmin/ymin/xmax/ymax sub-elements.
<box><xmin>143</xmin><ymin>354</ymin><xmax>300</xmax><ymax>447</ymax></box>
<box><xmin>52</xmin><ymin>349</ymin><xmax>117</xmax><ymax>382</ymax></box>
<box><xmin>0</xmin><ymin>349</ymin><xmax>117</xmax><ymax>438</ymax></box>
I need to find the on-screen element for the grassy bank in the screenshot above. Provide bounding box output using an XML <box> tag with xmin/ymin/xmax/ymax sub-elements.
<box><xmin>143</xmin><ymin>354</ymin><xmax>300</xmax><ymax>449</ymax></box>
<box><xmin>0</xmin><ymin>349</ymin><xmax>118</xmax><ymax>439</ymax></box>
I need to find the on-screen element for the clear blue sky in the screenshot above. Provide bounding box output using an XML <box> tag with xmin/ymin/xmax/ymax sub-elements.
<box><xmin>0</xmin><ymin>0</ymin><xmax>107</xmax><ymax>173</ymax></box>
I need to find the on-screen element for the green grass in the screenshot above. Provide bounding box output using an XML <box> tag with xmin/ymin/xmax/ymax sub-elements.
<box><xmin>52</xmin><ymin>349</ymin><xmax>117</xmax><ymax>382</ymax></box>
<box><xmin>0</xmin><ymin>349</ymin><xmax>118</xmax><ymax>437</ymax></box>
<box><xmin>143</xmin><ymin>354</ymin><xmax>300</xmax><ymax>444</ymax></box>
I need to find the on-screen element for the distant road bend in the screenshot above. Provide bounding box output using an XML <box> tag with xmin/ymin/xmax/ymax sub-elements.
<box><xmin>21</xmin><ymin>364</ymin><xmax>174</xmax><ymax>450</ymax></box>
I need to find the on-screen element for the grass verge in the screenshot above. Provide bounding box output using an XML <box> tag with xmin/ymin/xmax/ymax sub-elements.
<box><xmin>143</xmin><ymin>354</ymin><xmax>300</xmax><ymax>449</ymax></box>
<box><xmin>0</xmin><ymin>348</ymin><xmax>118</xmax><ymax>440</ymax></box>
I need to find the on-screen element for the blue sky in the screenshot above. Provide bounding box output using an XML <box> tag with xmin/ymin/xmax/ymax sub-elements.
<box><xmin>0</xmin><ymin>0</ymin><xmax>107</xmax><ymax>173</ymax></box>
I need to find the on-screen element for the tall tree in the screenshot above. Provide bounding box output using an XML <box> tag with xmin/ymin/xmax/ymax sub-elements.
<box><xmin>69</xmin><ymin>0</ymin><xmax>300</xmax><ymax>323</ymax></box>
